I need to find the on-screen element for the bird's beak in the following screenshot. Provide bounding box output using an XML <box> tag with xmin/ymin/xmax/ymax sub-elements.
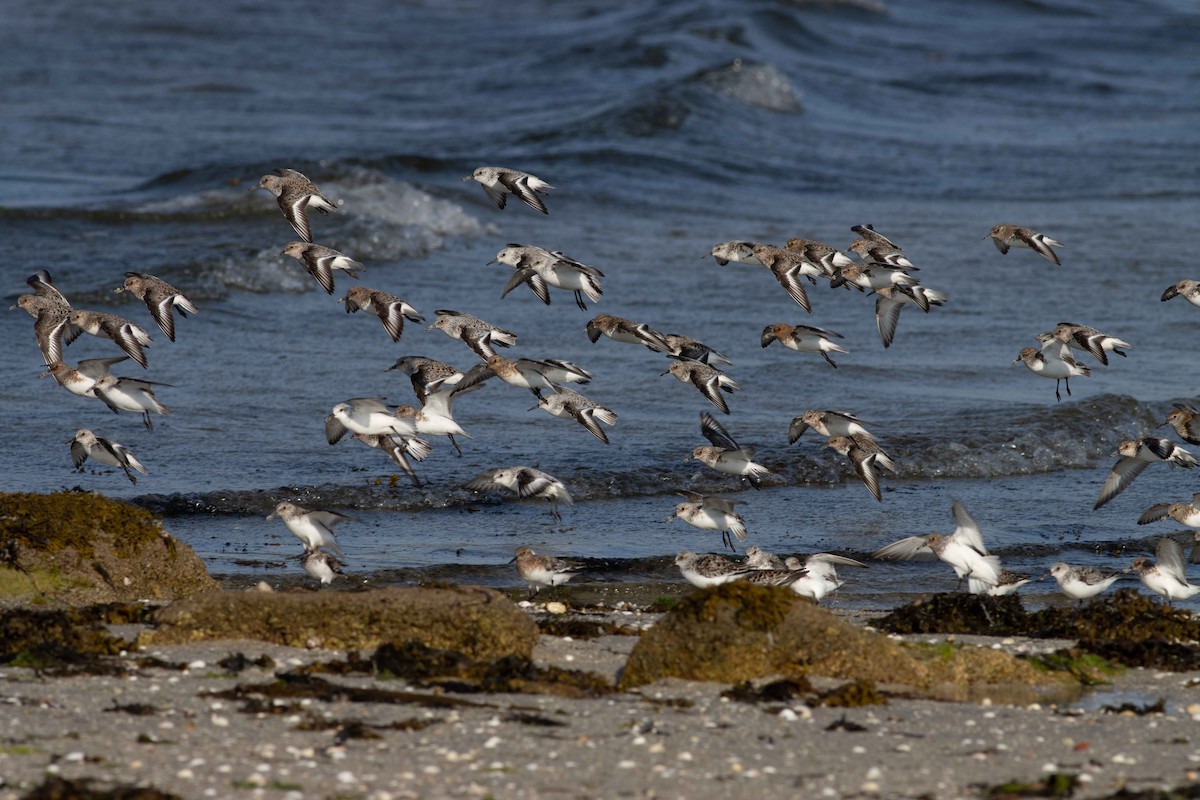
<box><xmin>265</xmin><ymin>511</ymin><xmax>277</xmax><ymax>521</ymax></box>
<box><xmin>527</xmin><ymin>403</ymin><xmax>541</xmax><ymax>412</ymax></box>
<box><xmin>665</xmin><ymin>514</ymin><xmax>677</xmax><ymax>523</ymax></box>
<box><xmin>461</xmin><ymin>175</ymin><xmax>473</xmax><ymax>182</ymax></box>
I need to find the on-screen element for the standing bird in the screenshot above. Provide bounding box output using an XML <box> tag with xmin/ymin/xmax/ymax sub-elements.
<box><xmin>873</xmin><ymin>500</ymin><xmax>1001</xmax><ymax>593</ymax></box>
<box><xmin>985</xmin><ymin>570</ymin><xmax>1033</xmax><ymax>597</ymax></box>
<box><xmin>675</xmin><ymin>551</ymin><xmax>754</xmax><ymax>589</ymax></box>
<box><xmin>1094</xmin><ymin>437</ymin><xmax>1198</xmax><ymax>510</ymax></box>
<box><xmin>662</xmin><ymin>358</ymin><xmax>739</xmax><ymax>415</ymax></box>
<box><xmin>690</xmin><ymin>412</ymin><xmax>771</xmax><ymax>488</ymax></box>
<box><xmin>428</xmin><ymin>310</ymin><xmax>517</xmax><ymax>360</ymax></box>
<box><xmin>984</xmin><ymin>225</ymin><xmax>1063</xmax><ymax>265</ymax></box>
<box><xmin>69</xmin><ymin>429</ymin><xmax>147</xmax><ymax>485</ymax></box>
<box><xmin>667</xmin><ymin>491</ymin><xmax>748</xmax><ymax>552</ymax></box>
<box><xmin>511</xmin><ymin>546</ymin><xmax>582</xmax><ymax>597</ymax></box>
<box><xmin>466</xmin><ymin>466</ymin><xmax>573</xmax><ymax>522</ymax></box>
<box><xmin>115</xmin><ymin>273</ymin><xmax>197</xmax><ymax>342</ymax></box>
<box><xmin>92</xmin><ymin>374</ymin><xmax>171</xmax><ymax>430</ymax></box>
<box><xmin>303</xmin><ymin>547</ymin><xmax>345</xmax><ymax>586</ymax></box>
<box><xmin>464</xmin><ymin>166</ymin><xmax>553</xmax><ymax>214</ymax></box>
<box><xmin>1161</xmin><ymin>280</ymin><xmax>1200</xmax><ymax>308</ymax></box>
<box><xmin>255</xmin><ymin>168</ymin><xmax>337</xmax><ymax>243</ymax></box>
<box><xmin>281</xmin><ymin>242</ymin><xmax>363</xmax><ymax>295</ymax></box>
<box><xmin>760</xmin><ymin>323</ymin><xmax>847</xmax><ymax>368</ymax></box>
<box><xmin>1158</xmin><ymin>403</ymin><xmax>1200</xmax><ymax>446</ymax></box>
<box><xmin>1013</xmin><ymin>340</ymin><xmax>1090</xmax><ymax>402</ymax></box>
<box><xmin>341</xmin><ymin>286</ymin><xmax>423</xmax><ymax>342</ymax></box>
<box><xmin>1048</xmin><ymin>562</ymin><xmax>1123</xmax><ymax>604</ymax></box>
<box><xmin>266</xmin><ymin>501</ymin><xmax>349</xmax><ymax>555</ymax></box>
<box><xmin>1131</xmin><ymin>538</ymin><xmax>1200</xmax><ymax>604</ymax></box>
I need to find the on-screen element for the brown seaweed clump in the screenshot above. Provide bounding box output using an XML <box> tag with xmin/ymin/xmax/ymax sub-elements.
<box><xmin>20</xmin><ymin>775</ymin><xmax>182</xmax><ymax>800</ymax></box>
<box><xmin>878</xmin><ymin>593</ymin><xmax>1028</xmax><ymax>636</ymax></box>
<box><xmin>0</xmin><ymin>491</ymin><xmax>217</xmax><ymax>606</ymax></box>
<box><xmin>619</xmin><ymin>583</ymin><xmax>1064</xmax><ymax>697</ymax></box>
<box><xmin>144</xmin><ymin>585</ymin><xmax>538</xmax><ymax>659</ymax></box>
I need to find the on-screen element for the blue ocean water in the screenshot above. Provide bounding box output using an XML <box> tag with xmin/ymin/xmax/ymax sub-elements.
<box><xmin>3</xmin><ymin>0</ymin><xmax>1200</xmax><ymax>607</ymax></box>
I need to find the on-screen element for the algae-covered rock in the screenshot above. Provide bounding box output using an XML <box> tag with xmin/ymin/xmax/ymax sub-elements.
<box><xmin>879</xmin><ymin>593</ymin><xmax>1028</xmax><ymax>636</ymax></box>
<box><xmin>619</xmin><ymin>583</ymin><xmax>1066</xmax><ymax>697</ymax></box>
<box><xmin>143</xmin><ymin>585</ymin><xmax>538</xmax><ymax>658</ymax></box>
<box><xmin>0</xmin><ymin>492</ymin><xmax>217</xmax><ymax>607</ymax></box>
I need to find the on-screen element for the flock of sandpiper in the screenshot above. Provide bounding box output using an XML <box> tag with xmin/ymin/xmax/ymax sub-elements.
<box><xmin>16</xmin><ymin>164</ymin><xmax>1200</xmax><ymax>604</ymax></box>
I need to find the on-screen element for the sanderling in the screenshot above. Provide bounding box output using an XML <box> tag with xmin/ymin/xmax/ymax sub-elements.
<box><xmin>831</xmin><ymin>264</ymin><xmax>923</xmax><ymax>305</ymax></box>
<box><xmin>341</xmin><ymin>286</ymin><xmax>423</xmax><ymax>343</ymax></box>
<box><xmin>874</xmin><ymin>500</ymin><xmax>1001</xmax><ymax>592</ymax></box>
<box><xmin>255</xmin><ymin>168</ymin><xmax>337</xmax><ymax>244</ymax></box>
<box><xmin>532</xmin><ymin>384</ymin><xmax>617</xmax><ymax>444</ymax></box>
<box><xmin>984</xmin><ymin>225</ymin><xmax>1062</xmax><ymax>265</ymax></box>
<box><xmin>1161</xmin><ymin>280</ymin><xmax>1200</xmax><ymax>308</ymax></box>
<box><xmin>585</xmin><ymin>314</ymin><xmax>670</xmax><ymax>353</ymax></box>
<box><xmin>15</xmin><ymin>293</ymin><xmax>71</xmax><ymax>366</ymax></box>
<box><xmin>43</xmin><ymin>357</ymin><xmax>129</xmax><ymax>399</ymax></box>
<box><xmin>480</xmin><ymin>354</ymin><xmax>557</xmax><ymax>397</ymax></box>
<box><xmin>874</xmin><ymin>285</ymin><xmax>946</xmax><ymax>349</ymax></box>
<box><xmin>1014</xmin><ymin>340</ymin><xmax>1090</xmax><ymax>402</ymax></box>
<box><xmin>428</xmin><ymin>309</ymin><xmax>517</xmax><ymax>359</ymax></box>
<box><xmin>691</xmin><ymin>412</ymin><xmax>771</xmax><ymax>488</ymax></box>
<box><xmin>281</xmin><ymin>241</ymin><xmax>363</xmax><ymax>295</ymax></box>
<box><xmin>663</xmin><ymin>358</ymin><xmax>739</xmax><ymax>415</ymax></box>
<box><xmin>783</xmin><ymin>237</ymin><xmax>855</xmax><ymax>277</ymax></box>
<box><xmin>325</xmin><ymin>398</ymin><xmax>419</xmax><ymax>443</ymax></box>
<box><xmin>786</xmin><ymin>553</ymin><xmax>867</xmax><ymax>602</ymax></box>
<box><xmin>1095</xmin><ymin>436</ymin><xmax>1198</xmax><ymax>510</ymax></box>
<box><xmin>267</xmin><ymin>501</ymin><xmax>349</xmax><ymax>555</ymax></box>
<box><xmin>788</xmin><ymin>410</ymin><xmax>874</xmax><ymax>444</ymax></box>
<box><xmin>386</xmin><ymin>356</ymin><xmax>464</xmax><ymax>404</ymax></box>
<box><xmin>1159</xmin><ymin>403</ymin><xmax>1200</xmax><ymax>445</ymax></box>
<box><xmin>303</xmin><ymin>547</ymin><xmax>345</xmax><ymax>586</ymax></box>
<box><xmin>667</xmin><ymin>490</ymin><xmax>748</xmax><ymax>552</ymax></box>
<box><xmin>848</xmin><ymin>238</ymin><xmax>918</xmax><ymax>271</ymax></box>
<box><xmin>512</xmin><ymin>546</ymin><xmax>582</xmax><ymax>597</ymax></box>
<box><xmin>348</xmin><ymin>432</ymin><xmax>429</xmax><ymax>488</ymax></box>
<box><xmin>1048</xmin><ymin>562</ymin><xmax>1122</xmax><ymax>603</ymax></box>
<box><xmin>1036</xmin><ymin>322</ymin><xmax>1130</xmax><ymax>367</ymax></box>
<box><xmin>492</xmin><ymin>244</ymin><xmax>603</xmax><ymax>310</ymax></box>
<box><xmin>663</xmin><ymin>334</ymin><xmax>732</xmax><ymax>366</ymax></box>
<box><xmin>24</xmin><ymin>270</ymin><xmax>70</xmax><ymax>305</ymax></box>
<box><xmin>708</xmin><ymin>241</ymin><xmax>761</xmax><ymax>266</ymax></box>
<box><xmin>744</xmin><ymin>545</ymin><xmax>786</xmax><ymax>570</ymax></box>
<box><xmin>750</xmin><ymin>244</ymin><xmax>816</xmax><ymax>312</ymax></box>
<box><xmin>825</xmin><ymin>435</ymin><xmax>885</xmax><ymax>502</ymax></box>
<box><xmin>760</xmin><ymin>323</ymin><xmax>847</xmax><ymax>368</ymax></box>
<box><xmin>69</xmin><ymin>428</ymin><xmax>147</xmax><ymax>485</ymax></box>
<box><xmin>115</xmin><ymin>272</ymin><xmax>197</xmax><ymax>342</ymax></box>
<box><xmin>850</xmin><ymin>224</ymin><xmax>900</xmax><ymax>248</ymax></box>
<box><xmin>1137</xmin><ymin>492</ymin><xmax>1200</xmax><ymax>528</ymax></box>
<box><xmin>464</xmin><ymin>166</ymin><xmax>553</xmax><ymax>214</ymax></box>
<box><xmin>66</xmin><ymin>310</ymin><xmax>153</xmax><ymax>369</ymax></box>
<box><xmin>985</xmin><ymin>570</ymin><xmax>1033</xmax><ymax>597</ymax></box>
<box><xmin>393</xmin><ymin>375</ymin><xmax>481</xmax><ymax>456</ymax></box>
<box><xmin>1131</xmin><ymin>538</ymin><xmax>1200</xmax><ymax>604</ymax></box>
<box><xmin>92</xmin><ymin>374</ymin><xmax>171</xmax><ymax>430</ymax></box>
<box><xmin>675</xmin><ymin>551</ymin><xmax>754</xmax><ymax>589</ymax></box>
<box><xmin>466</xmin><ymin>466</ymin><xmax>573</xmax><ymax>521</ymax></box>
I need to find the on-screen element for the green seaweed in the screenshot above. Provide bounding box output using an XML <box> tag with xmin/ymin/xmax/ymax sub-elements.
<box><xmin>980</xmin><ymin>773</ymin><xmax>1078</xmax><ymax>798</ymax></box>
<box><xmin>0</xmin><ymin>491</ymin><xmax>164</xmax><ymax>560</ymax></box>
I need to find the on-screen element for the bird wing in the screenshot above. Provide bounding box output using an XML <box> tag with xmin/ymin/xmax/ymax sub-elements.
<box><xmin>874</xmin><ymin>294</ymin><xmax>903</xmax><ymax>349</ymax></box>
<box><xmin>325</xmin><ymin>414</ymin><xmax>350</xmax><ymax>445</ymax></box>
<box><xmin>700</xmin><ymin>411</ymin><xmax>739</xmax><ymax>450</ymax></box>
<box><xmin>872</xmin><ymin>536</ymin><xmax>932</xmax><ymax>561</ymax></box>
<box><xmin>950</xmin><ymin>499</ymin><xmax>988</xmax><ymax>555</ymax></box>
<box><xmin>1137</xmin><ymin>504</ymin><xmax>1172</xmax><ymax>525</ymax></box>
<box><xmin>1094</xmin><ymin>456</ymin><xmax>1150</xmax><ymax>509</ymax></box>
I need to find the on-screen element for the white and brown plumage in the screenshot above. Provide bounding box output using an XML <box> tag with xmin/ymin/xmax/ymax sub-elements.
<box><xmin>708</xmin><ymin>240</ymin><xmax>761</xmax><ymax>266</ymax></box>
<box><xmin>281</xmin><ymin>241</ymin><xmax>363</xmax><ymax>295</ymax></box>
<box><xmin>783</xmin><ymin>237</ymin><xmax>855</xmax><ymax>277</ymax></box>
<box><xmin>873</xmin><ymin>500</ymin><xmax>1001</xmax><ymax>592</ymax></box>
<box><xmin>848</xmin><ymin>238</ymin><xmax>918</xmax><ymax>271</ymax></box>
<box><xmin>985</xmin><ymin>570</ymin><xmax>1033</xmax><ymax>597</ymax></box>
<box><xmin>691</xmin><ymin>412</ymin><xmax>771</xmax><ymax>488</ymax></box>
<box><xmin>1161</xmin><ymin>280</ymin><xmax>1200</xmax><ymax>308</ymax></box>
<box><xmin>266</xmin><ymin>501</ymin><xmax>349</xmax><ymax>555</ymax></box>
<box><xmin>428</xmin><ymin>309</ymin><xmax>517</xmax><ymax>360</ymax></box>
<box><xmin>1013</xmin><ymin>340</ymin><xmax>1090</xmax><ymax>402</ymax></box>
<box><xmin>532</xmin><ymin>384</ymin><xmax>617</xmax><ymax>444</ymax></box>
<box><xmin>92</xmin><ymin>374</ymin><xmax>171</xmax><ymax>430</ymax></box>
<box><xmin>873</xmin><ymin>285</ymin><xmax>946</xmax><ymax>349</ymax></box>
<box><xmin>255</xmin><ymin>168</ymin><xmax>337</xmax><ymax>243</ymax></box>
<box><xmin>512</xmin><ymin>546</ymin><xmax>582</xmax><ymax>596</ymax></box>
<box><xmin>985</xmin><ymin>225</ymin><xmax>1062</xmax><ymax>265</ymax></box>
<box><xmin>64</xmin><ymin>310</ymin><xmax>153</xmax><ymax>369</ymax></box>
<box><xmin>585</xmin><ymin>314</ymin><xmax>670</xmax><ymax>353</ymax></box>
<box><xmin>1138</xmin><ymin>492</ymin><xmax>1200</xmax><ymax>528</ymax></box>
<box><xmin>303</xmin><ymin>547</ymin><xmax>346</xmax><ymax>586</ymax></box>
<box><xmin>675</xmin><ymin>551</ymin><xmax>753</xmax><ymax>589</ymax></box>
<box><xmin>850</xmin><ymin>224</ymin><xmax>900</xmax><ymax>248</ymax></box>
<box><xmin>782</xmin><ymin>553</ymin><xmax>867</xmax><ymax>602</ymax></box>
<box><xmin>1095</xmin><ymin>436</ymin><xmax>1198</xmax><ymax>510</ymax></box>
<box><xmin>1131</xmin><ymin>538</ymin><xmax>1200</xmax><ymax>604</ymax></box>
<box><xmin>115</xmin><ymin>272</ymin><xmax>197</xmax><ymax>342</ymax></box>
<box><xmin>1049</xmin><ymin>563</ymin><xmax>1123</xmax><ymax>603</ymax></box>
<box><xmin>386</xmin><ymin>356</ymin><xmax>464</xmax><ymax>404</ymax></box>
<box><xmin>788</xmin><ymin>410</ymin><xmax>874</xmax><ymax>445</ymax></box>
<box><xmin>744</xmin><ymin>546</ymin><xmax>786</xmax><ymax>570</ymax></box>
<box><xmin>341</xmin><ymin>286</ymin><xmax>423</xmax><ymax>342</ymax></box>
<box><xmin>667</xmin><ymin>491</ymin><xmax>748</xmax><ymax>552</ymax></box>
<box><xmin>69</xmin><ymin>428</ymin><xmax>147</xmax><ymax>485</ymax></box>
<box><xmin>492</xmin><ymin>244</ymin><xmax>603</xmax><ymax>310</ymax></box>
<box><xmin>663</xmin><ymin>358</ymin><xmax>739</xmax><ymax>415</ymax></box>
<box><xmin>825</xmin><ymin>435</ymin><xmax>886</xmax><ymax>502</ymax></box>
<box><xmin>347</xmin><ymin>432</ymin><xmax>430</xmax><ymax>488</ymax></box>
<box><xmin>464</xmin><ymin>166</ymin><xmax>553</xmax><ymax>214</ymax></box>
<box><xmin>325</xmin><ymin>397</ymin><xmax>419</xmax><ymax>443</ymax></box>
<box><xmin>1159</xmin><ymin>403</ymin><xmax>1200</xmax><ymax>446</ymax></box>
<box><xmin>750</xmin><ymin>244</ymin><xmax>817</xmax><ymax>312</ymax></box>
<box><xmin>663</xmin><ymin>334</ymin><xmax>732</xmax><ymax>366</ymax></box>
<box><xmin>760</xmin><ymin>323</ymin><xmax>847</xmax><ymax>368</ymax></box>
<box><xmin>466</xmin><ymin>466</ymin><xmax>573</xmax><ymax>521</ymax></box>
<box><xmin>1036</xmin><ymin>322</ymin><xmax>1130</xmax><ymax>367</ymax></box>
<box><xmin>43</xmin><ymin>357</ymin><xmax>129</xmax><ymax>399</ymax></box>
